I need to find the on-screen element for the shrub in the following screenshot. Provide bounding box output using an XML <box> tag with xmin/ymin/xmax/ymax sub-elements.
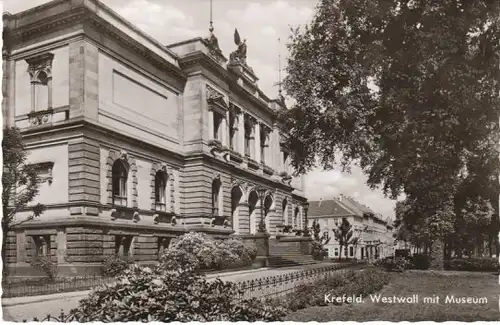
<box><xmin>66</xmin><ymin>259</ymin><xmax>286</xmax><ymax>322</ymax></box>
<box><xmin>170</xmin><ymin>232</ymin><xmax>257</xmax><ymax>270</ymax></box>
<box><xmin>377</xmin><ymin>256</ymin><xmax>409</xmax><ymax>272</ymax></box>
<box><xmin>31</xmin><ymin>256</ymin><xmax>58</xmax><ymax>281</ymax></box>
<box><xmin>158</xmin><ymin>247</ymin><xmax>200</xmax><ymax>271</ymax></box>
<box><xmin>410</xmin><ymin>253</ymin><xmax>431</xmax><ymax>270</ymax></box>
<box><xmin>444</xmin><ymin>257</ymin><xmax>499</xmax><ymax>272</ymax></box>
<box><xmin>311</xmin><ymin>241</ymin><xmax>328</xmax><ymax>260</ymax></box>
<box><xmin>282</xmin><ymin>268</ymin><xmax>389</xmax><ymax>311</ymax></box>
<box><xmin>100</xmin><ymin>256</ymin><xmax>132</xmax><ymax>277</ymax></box>
<box><xmin>395</xmin><ymin>249</ymin><xmax>411</xmax><ymax>259</ymax></box>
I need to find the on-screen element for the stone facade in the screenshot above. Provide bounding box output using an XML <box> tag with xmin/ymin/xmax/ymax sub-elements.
<box><xmin>308</xmin><ymin>196</ymin><xmax>394</xmax><ymax>260</ymax></box>
<box><xmin>2</xmin><ymin>0</ymin><xmax>308</xmax><ymax>276</ymax></box>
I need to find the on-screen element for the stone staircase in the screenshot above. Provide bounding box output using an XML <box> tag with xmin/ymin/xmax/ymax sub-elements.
<box><xmin>268</xmin><ymin>239</ymin><xmax>318</xmax><ymax>267</ymax></box>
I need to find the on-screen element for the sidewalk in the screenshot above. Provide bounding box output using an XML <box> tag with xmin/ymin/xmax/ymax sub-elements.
<box><xmin>2</xmin><ymin>262</ymin><xmax>334</xmax><ymax>321</ymax></box>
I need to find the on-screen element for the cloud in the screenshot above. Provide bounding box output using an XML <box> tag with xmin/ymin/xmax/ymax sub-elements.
<box><xmin>115</xmin><ymin>0</ymin><xmax>204</xmax><ymax>43</ymax></box>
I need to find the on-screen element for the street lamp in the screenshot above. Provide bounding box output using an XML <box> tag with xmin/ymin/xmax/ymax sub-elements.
<box><xmin>257</xmin><ymin>187</ymin><xmax>267</xmax><ymax>233</ymax></box>
<box><xmin>303</xmin><ymin>202</ymin><xmax>310</xmax><ymax>236</ymax></box>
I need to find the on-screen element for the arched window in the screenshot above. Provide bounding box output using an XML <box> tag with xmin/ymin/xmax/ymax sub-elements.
<box><xmin>294</xmin><ymin>206</ymin><xmax>300</xmax><ymax>229</ymax></box>
<box><xmin>212</xmin><ymin>178</ymin><xmax>221</xmax><ymax>216</ymax></box>
<box><xmin>155</xmin><ymin>170</ymin><xmax>168</xmax><ymax>211</ymax></box>
<box><xmin>282</xmin><ymin>198</ymin><xmax>288</xmax><ymax>226</ymax></box>
<box><xmin>248</xmin><ymin>190</ymin><xmax>259</xmax><ymax>234</ymax></box>
<box><xmin>112</xmin><ymin>160</ymin><xmax>128</xmax><ymax>206</ymax></box>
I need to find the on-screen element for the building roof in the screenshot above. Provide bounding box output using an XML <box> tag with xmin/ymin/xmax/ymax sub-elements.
<box><xmin>341</xmin><ymin>197</ymin><xmax>374</xmax><ymax>216</ymax></box>
<box><xmin>308</xmin><ymin>196</ymin><xmax>383</xmax><ymax>221</ymax></box>
<box><xmin>308</xmin><ymin>198</ymin><xmax>356</xmax><ymax>218</ymax></box>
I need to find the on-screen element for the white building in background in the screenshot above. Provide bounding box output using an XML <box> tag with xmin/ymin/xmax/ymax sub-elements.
<box><xmin>308</xmin><ymin>195</ymin><xmax>394</xmax><ymax>260</ymax></box>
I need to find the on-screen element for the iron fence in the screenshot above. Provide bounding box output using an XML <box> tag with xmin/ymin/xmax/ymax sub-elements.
<box><xmin>4</xmin><ymin>262</ymin><xmax>365</xmax><ymax>300</ymax></box>
<box><xmin>2</xmin><ymin>275</ymin><xmax>116</xmax><ymax>298</ymax></box>
<box><xmin>235</xmin><ymin>261</ymin><xmax>364</xmax><ymax>300</ymax></box>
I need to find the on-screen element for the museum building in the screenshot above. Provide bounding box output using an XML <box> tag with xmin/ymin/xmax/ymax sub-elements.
<box><xmin>2</xmin><ymin>0</ymin><xmax>308</xmax><ymax>275</ymax></box>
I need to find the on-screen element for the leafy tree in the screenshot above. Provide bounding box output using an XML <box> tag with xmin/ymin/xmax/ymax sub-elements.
<box><xmin>2</xmin><ymin>127</ymin><xmax>45</xmax><ymax>274</ymax></box>
<box><xmin>312</xmin><ymin>220</ymin><xmax>331</xmax><ymax>247</ymax></box>
<box><xmin>333</xmin><ymin>218</ymin><xmax>356</xmax><ymax>261</ymax></box>
<box><xmin>283</xmin><ymin>0</ymin><xmax>500</xmax><ymax>269</ymax></box>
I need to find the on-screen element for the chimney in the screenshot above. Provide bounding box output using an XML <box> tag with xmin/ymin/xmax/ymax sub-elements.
<box><xmin>318</xmin><ymin>197</ymin><xmax>323</xmax><ymax>207</ymax></box>
<box><xmin>339</xmin><ymin>194</ymin><xmax>343</xmax><ymax>201</ymax></box>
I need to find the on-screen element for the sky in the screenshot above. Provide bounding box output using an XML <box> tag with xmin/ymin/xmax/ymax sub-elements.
<box><xmin>2</xmin><ymin>0</ymin><xmax>400</xmax><ymax>219</ymax></box>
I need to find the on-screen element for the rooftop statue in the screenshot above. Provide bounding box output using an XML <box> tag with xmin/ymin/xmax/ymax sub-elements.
<box><xmin>206</xmin><ymin>22</ymin><xmax>221</xmax><ymax>53</ymax></box>
<box><xmin>229</xmin><ymin>28</ymin><xmax>247</xmax><ymax>65</ymax></box>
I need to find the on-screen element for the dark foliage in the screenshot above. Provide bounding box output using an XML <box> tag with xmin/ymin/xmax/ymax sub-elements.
<box><xmin>410</xmin><ymin>254</ymin><xmax>431</xmax><ymax>270</ymax></box>
<box><xmin>444</xmin><ymin>257</ymin><xmax>499</xmax><ymax>272</ymax></box>
<box><xmin>284</xmin><ymin>0</ymin><xmax>500</xmax><ymax>264</ymax></box>
<box><xmin>375</xmin><ymin>257</ymin><xmax>410</xmax><ymax>272</ymax></box>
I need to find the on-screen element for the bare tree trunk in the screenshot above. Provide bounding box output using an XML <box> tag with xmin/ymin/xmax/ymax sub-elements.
<box><xmin>429</xmin><ymin>238</ymin><xmax>444</xmax><ymax>270</ymax></box>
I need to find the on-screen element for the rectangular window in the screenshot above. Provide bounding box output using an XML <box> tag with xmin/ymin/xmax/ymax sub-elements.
<box><xmin>349</xmin><ymin>246</ymin><xmax>354</xmax><ymax>257</ymax></box>
<box><xmin>213</xmin><ymin>114</ymin><xmax>223</xmax><ymax>141</ymax></box>
<box><xmin>157</xmin><ymin>237</ymin><xmax>171</xmax><ymax>258</ymax></box>
<box><xmin>115</xmin><ymin>235</ymin><xmax>133</xmax><ymax>257</ymax></box>
<box><xmin>260</xmin><ymin>129</ymin><xmax>266</xmax><ymax>163</ymax></box>
<box><xmin>244</xmin><ymin>123</ymin><xmax>252</xmax><ymax>157</ymax></box>
<box><xmin>334</xmin><ymin>247</ymin><xmax>339</xmax><ymax>257</ymax></box>
<box><xmin>33</xmin><ymin>235</ymin><xmax>51</xmax><ymax>257</ymax></box>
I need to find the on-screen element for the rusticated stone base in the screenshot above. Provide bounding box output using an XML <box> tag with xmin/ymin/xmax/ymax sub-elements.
<box><xmin>234</xmin><ymin>232</ymin><xmax>270</xmax><ymax>257</ymax></box>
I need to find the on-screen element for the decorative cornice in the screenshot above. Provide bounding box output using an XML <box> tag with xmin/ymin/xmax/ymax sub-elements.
<box><xmin>4</xmin><ymin>6</ymin><xmax>186</xmax><ymax>84</ymax></box>
<box><xmin>4</xmin><ymin>7</ymin><xmax>90</xmax><ymax>42</ymax></box>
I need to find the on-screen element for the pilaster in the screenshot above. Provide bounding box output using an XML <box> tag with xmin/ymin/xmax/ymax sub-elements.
<box><xmin>238</xmin><ymin>111</ymin><xmax>245</xmax><ymax>156</ymax></box>
<box><xmin>254</xmin><ymin>122</ymin><xmax>261</xmax><ymax>163</ymax></box>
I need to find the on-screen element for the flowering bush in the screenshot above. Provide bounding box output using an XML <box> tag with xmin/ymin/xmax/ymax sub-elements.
<box><xmin>100</xmin><ymin>255</ymin><xmax>132</xmax><ymax>277</ymax></box>
<box><xmin>66</xmin><ymin>256</ymin><xmax>286</xmax><ymax>322</ymax></box>
<box><xmin>170</xmin><ymin>232</ymin><xmax>257</xmax><ymax>270</ymax></box>
<box><xmin>158</xmin><ymin>247</ymin><xmax>200</xmax><ymax>271</ymax></box>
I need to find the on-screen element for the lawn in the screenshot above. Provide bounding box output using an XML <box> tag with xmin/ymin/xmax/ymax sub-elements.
<box><xmin>286</xmin><ymin>270</ymin><xmax>499</xmax><ymax>321</ymax></box>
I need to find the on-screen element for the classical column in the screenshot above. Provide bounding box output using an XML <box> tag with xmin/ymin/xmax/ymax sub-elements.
<box><xmin>254</xmin><ymin>122</ymin><xmax>261</xmax><ymax>162</ymax></box>
<box><xmin>221</xmin><ymin>111</ymin><xmax>228</xmax><ymax>146</ymax></box>
<box><xmin>208</xmin><ymin>109</ymin><xmax>214</xmax><ymax>140</ymax></box>
<box><xmin>47</xmin><ymin>75</ymin><xmax>53</xmax><ymax>109</ymax></box>
<box><xmin>238</xmin><ymin>111</ymin><xmax>245</xmax><ymax>156</ymax></box>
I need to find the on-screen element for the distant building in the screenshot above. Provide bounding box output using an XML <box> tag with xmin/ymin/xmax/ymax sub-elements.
<box><xmin>308</xmin><ymin>195</ymin><xmax>394</xmax><ymax>260</ymax></box>
<box><xmin>2</xmin><ymin>0</ymin><xmax>308</xmax><ymax>275</ymax></box>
